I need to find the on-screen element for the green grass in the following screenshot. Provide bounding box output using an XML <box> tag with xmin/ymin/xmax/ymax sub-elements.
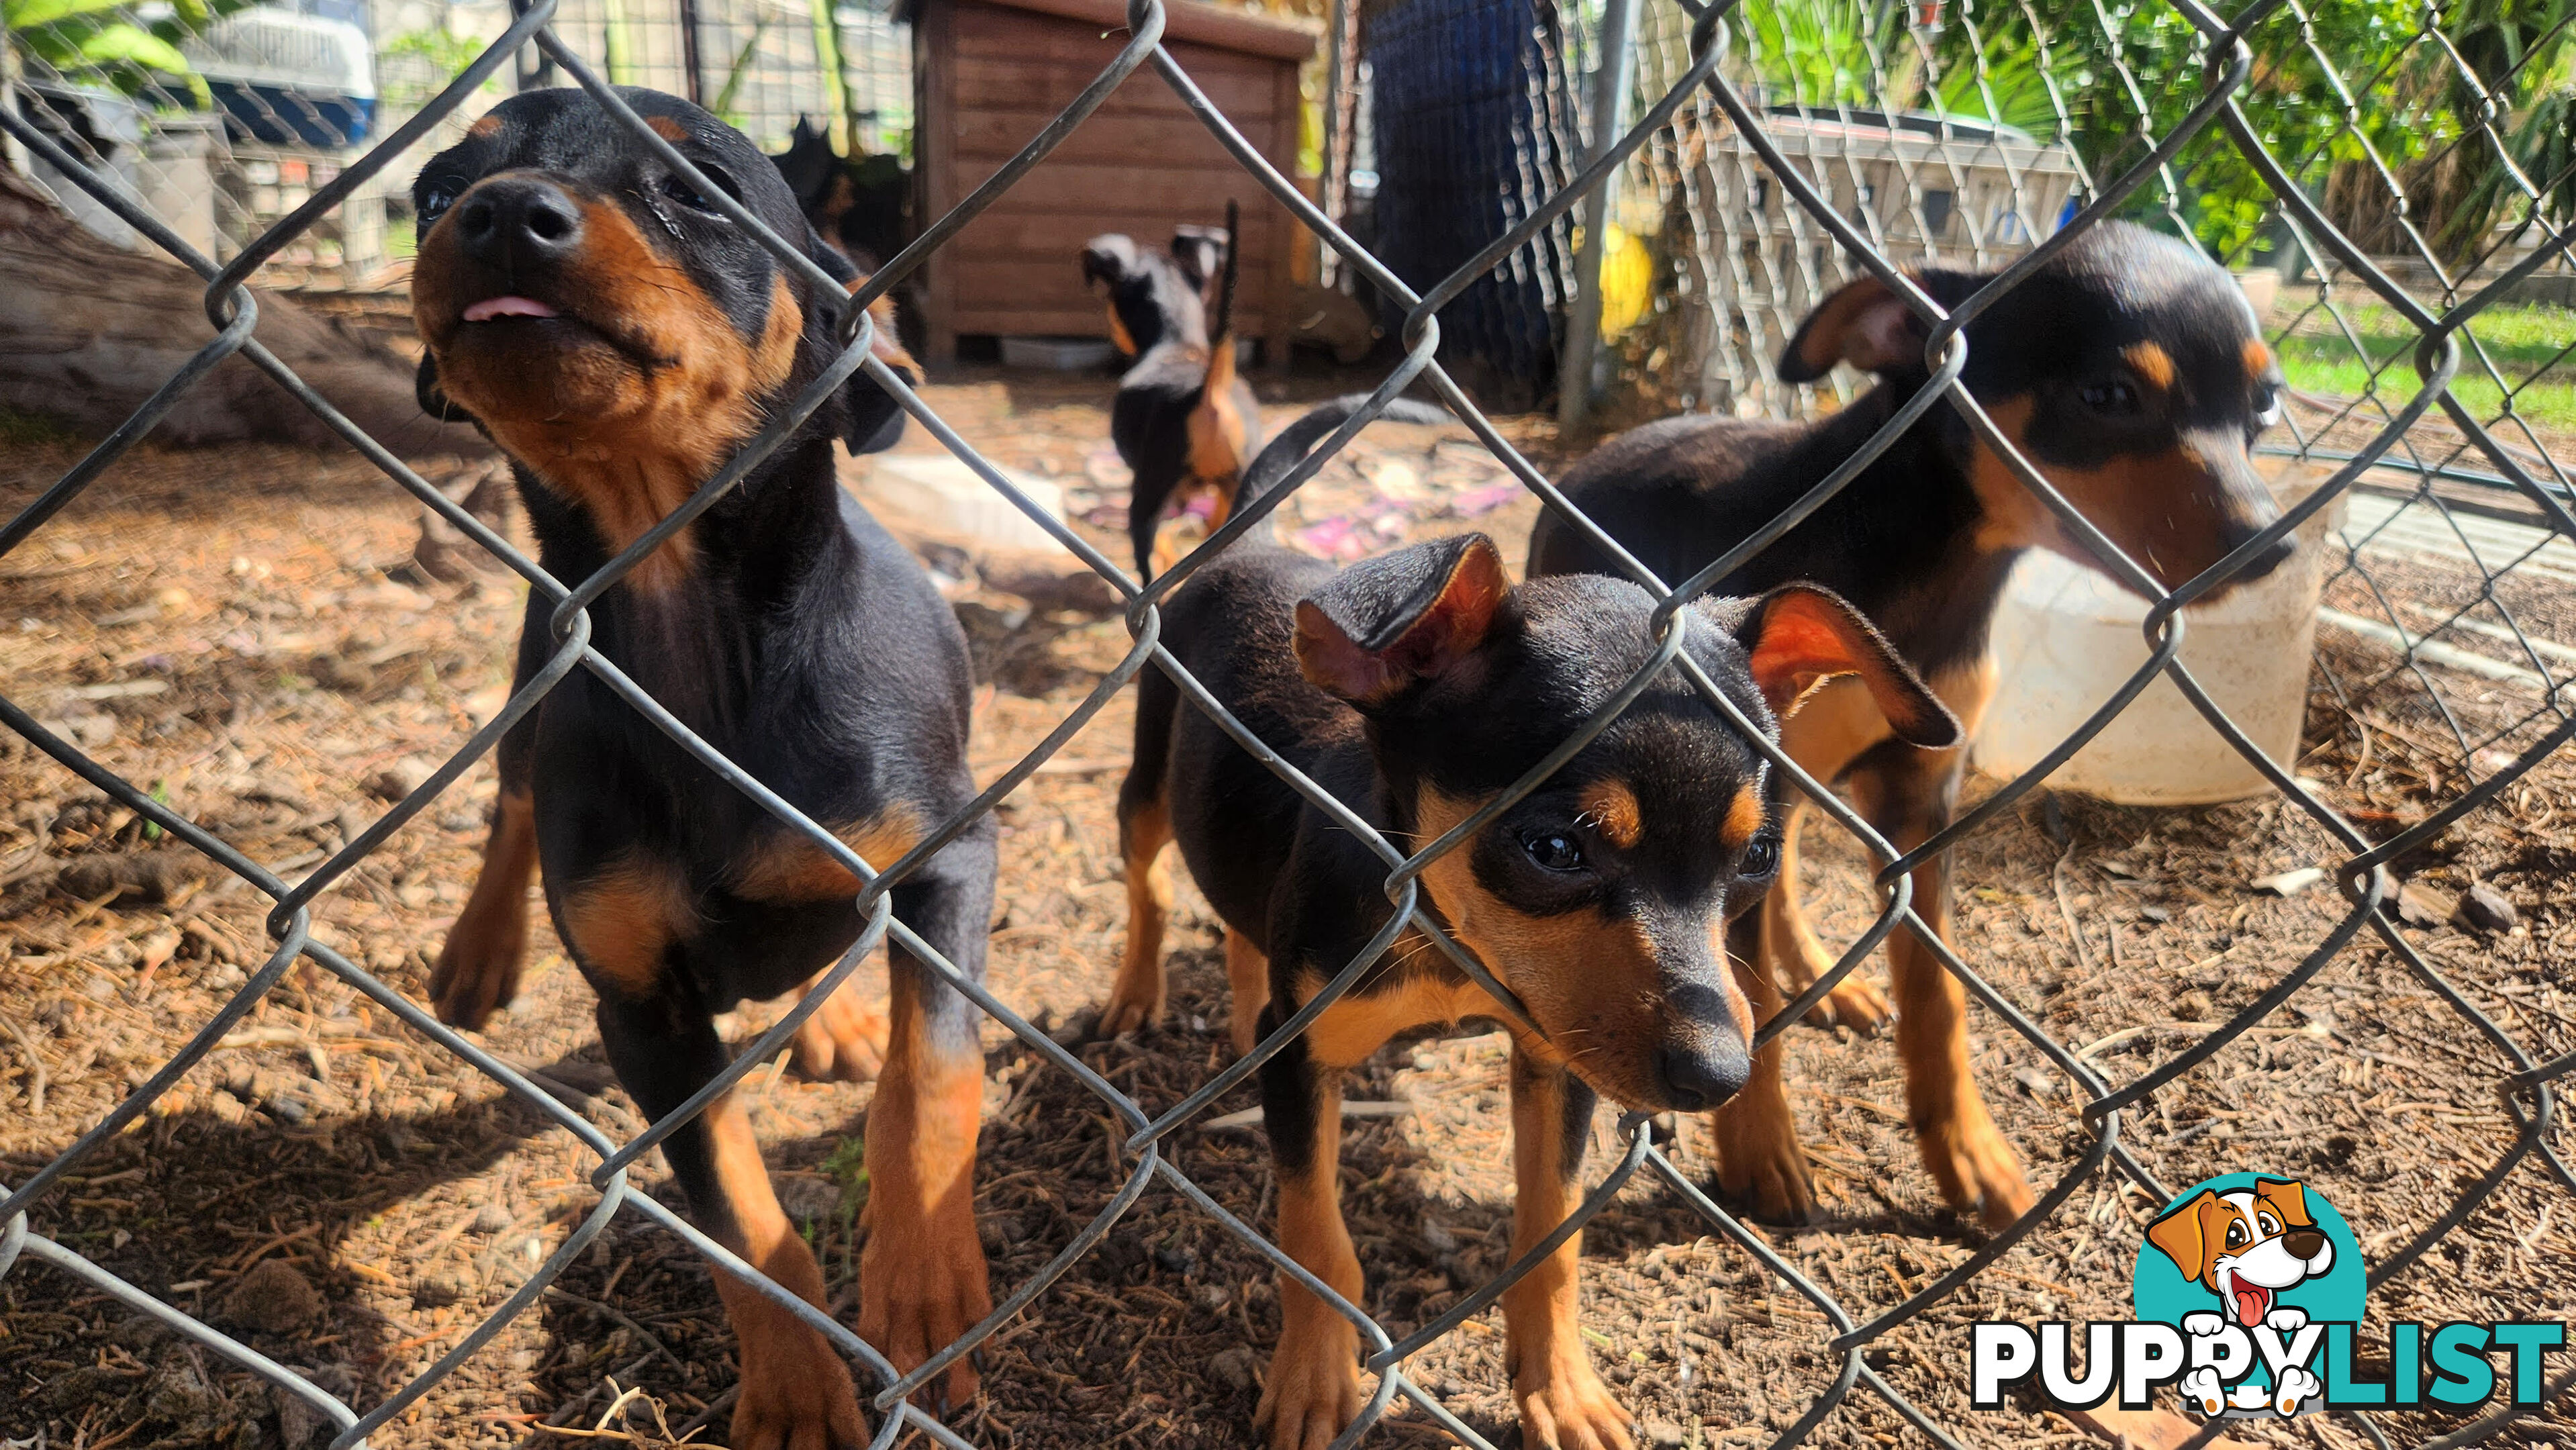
<box><xmin>2276</xmin><ymin>299</ymin><xmax>2576</xmax><ymax>434</ymax></box>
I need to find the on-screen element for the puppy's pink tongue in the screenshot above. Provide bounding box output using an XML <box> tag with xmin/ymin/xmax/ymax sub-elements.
<box><xmin>463</xmin><ymin>295</ymin><xmax>557</xmax><ymax>322</ymax></box>
<box><xmin>2233</xmin><ymin>1283</ymin><xmax>2271</xmax><ymax>1326</ymax></box>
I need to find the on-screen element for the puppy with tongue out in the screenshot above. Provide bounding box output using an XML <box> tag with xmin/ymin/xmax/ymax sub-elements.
<box><xmin>2147</xmin><ymin>1178</ymin><xmax>2337</xmax><ymax>1327</ymax></box>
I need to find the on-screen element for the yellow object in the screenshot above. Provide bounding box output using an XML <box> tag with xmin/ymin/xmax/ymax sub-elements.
<box><xmin>1595</xmin><ymin>224</ymin><xmax>1653</xmax><ymax>340</ymax></box>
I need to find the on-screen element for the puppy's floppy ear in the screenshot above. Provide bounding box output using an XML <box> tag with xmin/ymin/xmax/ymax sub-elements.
<box><xmin>1717</xmin><ymin>584</ymin><xmax>1958</xmax><ymax>747</ymax></box>
<box><xmin>1297</xmin><ymin>534</ymin><xmax>1512</xmax><ymax>708</ymax></box>
<box><xmin>2147</xmin><ymin>1190</ymin><xmax>2219</xmax><ymax>1281</ymax></box>
<box><xmin>1777</xmin><ymin>269</ymin><xmax>1984</xmax><ymax>382</ymax></box>
<box><xmin>804</xmin><ymin>221</ymin><xmax>916</xmax><ymax>454</ymax></box>
<box><xmin>1778</xmin><ymin>275</ymin><xmax>1922</xmax><ymax>382</ymax></box>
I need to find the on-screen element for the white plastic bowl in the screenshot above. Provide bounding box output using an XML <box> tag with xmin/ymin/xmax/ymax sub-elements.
<box><xmin>1972</xmin><ymin>463</ymin><xmax>2341</xmax><ymax>805</ymax></box>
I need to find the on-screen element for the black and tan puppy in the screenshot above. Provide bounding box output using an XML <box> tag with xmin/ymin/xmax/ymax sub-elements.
<box><xmin>410</xmin><ymin>87</ymin><xmax>993</xmax><ymax>1448</ymax></box>
<box><xmin>1111</xmin><ymin>401</ymin><xmax>1960</xmax><ymax>1449</ymax></box>
<box><xmin>1082</xmin><ymin>203</ymin><xmax>1261</xmax><ymax>579</ymax></box>
<box><xmin>1529</xmin><ymin>220</ymin><xmax>2293</xmax><ymax>1232</ymax></box>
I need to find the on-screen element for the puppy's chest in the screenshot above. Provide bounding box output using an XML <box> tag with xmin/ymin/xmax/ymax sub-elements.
<box><xmin>1298</xmin><ymin>947</ymin><xmax>1505</xmax><ymax>1069</ymax></box>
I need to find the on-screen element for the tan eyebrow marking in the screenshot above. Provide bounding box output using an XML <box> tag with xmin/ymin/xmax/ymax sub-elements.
<box><xmin>1576</xmin><ymin>781</ymin><xmax>1642</xmax><ymax>849</ymax></box>
<box><xmin>647</xmin><ymin>115</ymin><xmax>689</xmax><ymax>142</ymax></box>
<box><xmin>2243</xmin><ymin>338</ymin><xmax>2275</xmax><ymax>380</ymax></box>
<box><xmin>2124</xmin><ymin>342</ymin><xmax>2176</xmax><ymax>391</ymax></box>
<box><xmin>1721</xmin><ymin>785</ymin><xmax>1764</xmax><ymax>849</ymax></box>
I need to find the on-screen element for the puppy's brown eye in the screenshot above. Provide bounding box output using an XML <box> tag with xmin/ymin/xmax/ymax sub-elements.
<box><xmin>1741</xmin><ymin>834</ymin><xmax>1780</xmax><ymax>879</ymax></box>
<box><xmin>2252</xmin><ymin>383</ymin><xmax>2282</xmax><ymax>428</ymax></box>
<box><xmin>657</xmin><ymin>168</ymin><xmax>732</xmax><ymax>213</ymax></box>
<box><xmin>418</xmin><ymin>183</ymin><xmax>460</xmax><ymax>228</ymax></box>
<box><xmin>1522</xmin><ymin>831</ymin><xmax>1584</xmax><ymax>873</ymax></box>
<box><xmin>2080</xmin><ymin>380</ymin><xmax>2140</xmax><ymax>415</ymax></box>
<box><xmin>2226</xmin><ymin>1220</ymin><xmax>2247</xmax><ymax>1247</ymax></box>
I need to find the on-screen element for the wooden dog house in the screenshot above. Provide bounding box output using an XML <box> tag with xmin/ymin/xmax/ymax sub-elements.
<box><xmin>907</xmin><ymin>0</ymin><xmax>1315</xmax><ymax>365</ymax></box>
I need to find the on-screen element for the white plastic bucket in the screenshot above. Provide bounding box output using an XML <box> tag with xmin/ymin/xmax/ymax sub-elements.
<box><xmin>1972</xmin><ymin>463</ymin><xmax>2341</xmax><ymax>805</ymax></box>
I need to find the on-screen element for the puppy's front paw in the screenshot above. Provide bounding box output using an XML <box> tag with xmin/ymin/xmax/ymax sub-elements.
<box><xmin>1915</xmin><ymin>1095</ymin><xmax>2034</xmax><ymax>1231</ymax></box>
<box><xmin>1255</xmin><ymin>1318</ymin><xmax>1363</xmax><ymax>1450</ymax></box>
<box><xmin>430</xmin><ymin>908</ymin><xmax>526</xmax><ymax>1030</ymax></box>
<box><xmin>1094</xmin><ymin>974</ymin><xmax>1165</xmax><ymax>1040</ymax></box>
<box><xmin>1709</xmin><ymin>1100</ymin><xmax>1816</xmax><ymax>1224</ymax></box>
<box><xmin>1809</xmin><ymin>973</ymin><xmax>1894</xmax><ymax>1036</ymax></box>
<box><xmin>2183</xmin><ymin>1311</ymin><xmax>2228</xmax><ymax>1338</ymax></box>
<box><xmin>732</xmin><ymin>1316</ymin><xmax>866</xmax><ymax>1450</ymax></box>
<box><xmin>792</xmin><ymin>977</ymin><xmax>888</xmax><ymax>1082</ymax></box>
<box><xmin>2264</xmin><ymin>1306</ymin><xmax>2309</xmax><ymax>1335</ymax></box>
<box><xmin>1514</xmin><ymin>1349</ymin><xmax>1635</xmax><ymax>1450</ymax></box>
<box><xmin>859</xmin><ymin>1198</ymin><xmax>992</xmax><ymax>1411</ymax></box>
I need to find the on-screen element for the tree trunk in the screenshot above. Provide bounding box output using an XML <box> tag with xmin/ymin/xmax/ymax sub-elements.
<box><xmin>0</xmin><ymin>165</ymin><xmax>492</xmax><ymax>461</ymax></box>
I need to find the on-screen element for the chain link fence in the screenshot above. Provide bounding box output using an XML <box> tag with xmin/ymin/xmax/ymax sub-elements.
<box><xmin>4</xmin><ymin>0</ymin><xmax>908</xmax><ymax>286</ymax></box>
<box><xmin>3</xmin><ymin>0</ymin><xmax>2575</xmax><ymax>1447</ymax></box>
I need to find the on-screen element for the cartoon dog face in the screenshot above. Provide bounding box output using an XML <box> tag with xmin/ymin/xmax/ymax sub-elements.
<box><xmin>2147</xmin><ymin>1177</ymin><xmax>2335</xmax><ymax>1328</ymax></box>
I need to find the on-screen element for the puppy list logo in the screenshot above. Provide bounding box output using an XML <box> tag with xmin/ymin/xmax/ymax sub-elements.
<box><xmin>1972</xmin><ymin>1173</ymin><xmax>2565</xmax><ymax>1419</ymax></box>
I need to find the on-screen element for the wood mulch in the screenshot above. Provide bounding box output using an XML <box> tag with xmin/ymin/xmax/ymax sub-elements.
<box><xmin>3</xmin><ymin>367</ymin><xmax>2571</xmax><ymax>1449</ymax></box>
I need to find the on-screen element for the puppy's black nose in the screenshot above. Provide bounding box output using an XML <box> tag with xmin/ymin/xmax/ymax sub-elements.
<box><xmin>456</xmin><ymin>177</ymin><xmax>583</xmax><ymax>270</ymax></box>
<box><xmin>2283</xmin><ymin>1227</ymin><xmax>2326</xmax><ymax>1259</ymax></box>
<box><xmin>1655</xmin><ymin>1043</ymin><xmax>1749</xmax><ymax>1112</ymax></box>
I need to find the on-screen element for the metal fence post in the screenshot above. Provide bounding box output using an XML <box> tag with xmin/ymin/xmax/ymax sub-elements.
<box><xmin>1557</xmin><ymin>0</ymin><xmax>1639</xmax><ymax>429</ymax></box>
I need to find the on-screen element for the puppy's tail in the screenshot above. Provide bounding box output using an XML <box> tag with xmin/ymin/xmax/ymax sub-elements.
<box><xmin>1202</xmin><ymin>199</ymin><xmax>1241</xmax><ymax>399</ymax></box>
<box><xmin>1229</xmin><ymin>393</ymin><xmax>1452</xmax><ymax>531</ymax></box>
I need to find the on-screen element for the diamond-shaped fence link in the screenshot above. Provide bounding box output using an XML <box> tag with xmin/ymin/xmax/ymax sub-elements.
<box><xmin>2</xmin><ymin>0</ymin><xmax>2573</xmax><ymax>1446</ymax></box>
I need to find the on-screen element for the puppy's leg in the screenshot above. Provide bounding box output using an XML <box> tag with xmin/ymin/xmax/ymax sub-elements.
<box><xmin>1100</xmin><ymin>771</ymin><xmax>1174</xmax><ymax>1038</ymax></box>
<box><xmin>1129</xmin><ymin>463</ymin><xmax>1175</xmax><ymax>583</ymax></box>
<box><xmin>598</xmin><ymin>991</ymin><xmax>862</xmax><ymax>1450</ymax></box>
<box><xmin>1707</xmin><ymin>912</ymin><xmax>1816</xmax><ymax>1223</ymax></box>
<box><xmin>1253</xmin><ymin>1022</ymin><xmax>1365</xmax><ymax>1450</ymax></box>
<box><xmin>1761</xmin><ymin>679</ymin><xmax>1894</xmax><ymax>1034</ymax></box>
<box><xmin>1760</xmin><ymin>798</ymin><xmax>1893</xmax><ymax>1034</ymax></box>
<box><xmin>1848</xmin><ymin>743</ymin><xmax>2033</xmax><ymax>1230</ymax></box>
<box><xmin>432</xmin><ymin>614</ymin><xmax>544</xmax><ymax>1028</ymax></box>
<box><xmin>432</xmin><ymin>786</ymin><xmax>536</xmax><ymax>1028</ymax></box>
<box><xmin>1225</xmin><ymin>928</ymin><xmax>1267</xmax><ymax>1056</ymax></box>
<box><xmin>858</xmin><ymin>829</ymin><xmax>996</xmax><ymax>1407</ymax></box>
<box><xmin>1503</xmin><ymin>1049</ymin><xmax>1631</xmax><ymax>1450</ymax></box>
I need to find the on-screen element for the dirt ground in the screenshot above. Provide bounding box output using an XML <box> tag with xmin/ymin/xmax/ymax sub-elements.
<box><xmin>3</xmin><ymin>372</ymin><xmax>2573</xmax><ymax>1450</ymax></box>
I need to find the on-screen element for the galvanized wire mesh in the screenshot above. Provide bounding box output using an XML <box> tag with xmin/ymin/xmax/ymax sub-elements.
<box><xmin>3</xmin><ymin>0</ymin><xmax>897</xmax><ymax>284</ymax></box>
<box><xmin>3</xmin><ymin>1</ymin><xmax>2574</xmax><ymax>1448</ymax></box>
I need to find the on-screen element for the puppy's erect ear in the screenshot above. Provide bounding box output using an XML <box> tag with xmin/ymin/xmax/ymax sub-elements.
<box><xmin>2147</xmin><ymin>1190</ymin><xmax>2219</xmax><ymax>1282</ymax></box>
<box><xmin>804</xmin><ymin>222</ymin><xmax>916</xmax><ymax>454</ymax></box>
<box><xmin>1082</xmin><ymin>234</ymin><xmax>1137</xmax><ymax>291</ymax></box>
<box><xmin>1170</xmin><ymin>230</ymin><xmax>1220</xmax><ymax>293</ymax></box>
<box><xmin>1297</xmin><ymin>534</ymin><xmax>1511</xmax><ymax>708</ymax></box>
<box><xmin>1724</xmin><ymin>585</ymin><xmax>1959</xmax><ymax>748</ymax></box>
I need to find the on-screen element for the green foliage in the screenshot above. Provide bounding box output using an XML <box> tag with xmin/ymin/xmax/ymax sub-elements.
<box><xmin>380</xmin><ymin>26</ymin><xmax>498</xmax><ymax>107</ymax></box>
<box><xmin>710</xmin><ymin>13</ymin><xmax>775</xmax><ymax>130</ymax></box>
<box><xmin>1923</xmin><ymin>0</ymin><xmax>2438</xmax><ymax>258</ymax></box>
<box><xmin>6</xmin><ymin>0</ymin><xmax>257</xmax><ymax>104</ymax></box>
<box><xmin>1727</xmin><ymin>1</ymin><xmax>2576</xmax><ymax>261</ymax></box>
<box><xmin>1729</xmin><ymin>0</ymin><xmax>1889</xmax><ymax>110</ymax></box>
